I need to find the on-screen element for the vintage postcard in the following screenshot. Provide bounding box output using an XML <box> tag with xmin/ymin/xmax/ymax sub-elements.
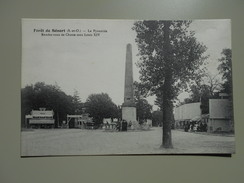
<box><xmin>21</xmin><ymin>19</ymin><xmax>234</xmax><ymax>156</ymax></box>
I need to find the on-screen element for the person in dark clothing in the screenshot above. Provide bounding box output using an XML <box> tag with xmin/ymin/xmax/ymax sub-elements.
<box><xmin>122</xmin><ymin>120</ymin><xmax>127</xmax><ymax>131</ymax></box>
<box><xmin>203</xmin><ymin>123</ymin><xmax>208</xmax><ymax>132</ymax></box>
<box><xmin>184</xmin><ymin>123</ymin><xmax>189</xmax><ymax>132</ymax></box>
<box><xmin>116</xmin><ymin>121</ymin><xmax>121</xmax><ymax>131</ymax></box>
<box><xmin>198</xmin><ymin>122</ymin><xmax>203</xmax><ymax>132</ymax></box>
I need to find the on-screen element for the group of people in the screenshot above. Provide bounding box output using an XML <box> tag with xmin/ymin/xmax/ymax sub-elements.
<box><xmin>104</xmin><ymin>120</ymin><xmax>146</xmax><ymax>131</ymax></box>
<box><xmin>117</xmin><ymin>120</ymin><xmax>128</xmax><ymax>131</ymax></box>
<box><xmin>184</xmin><ymin>121</ymin><xmax>208</xmax><ymax>132</ymax></box>
<box><xmin>104</xmin><ymin>120</ymin><xmax>128</xmax><ymax>131</ymax></box>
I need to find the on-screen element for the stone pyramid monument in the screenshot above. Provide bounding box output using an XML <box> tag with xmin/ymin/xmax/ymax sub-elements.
<box><xmin>122</xmin><ymin>44</ymin><xmax>137</xmax><ymax>126</ymax></box>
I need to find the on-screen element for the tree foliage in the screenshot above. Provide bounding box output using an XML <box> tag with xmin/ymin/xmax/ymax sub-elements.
<box><xmin>182</xmin><ymin>48</ymin><xmax>232</xmax><ymax>115</ymax></box>
<box><xmin>133</xmin><ymin>20</ymin><xmax>207</xmax><ymax>148</ymax></box>
<box><xmin>133</xmin><ymin>20</ymin><xmax>207</xmax><ymax>98</ymax></box>
<box><xmin>183</xmin><ymin>73</ymin><xmax>221</xmax><ymax>114</ymax></box>
<box><xmin>184</xmin><ymin>84</ymin><xmax>217</xmax><ymax>114</ymax></box>
<box><xmin>218</xmin><ymin>48</ymin><xmax>232</xmax><ymax>95</ymax></box>
<box><xmin>21</xmin><ymin>82</ymin><xmax>80</xmax><ymax>127</ymax></box>
<box><xmin>85</xmin><ymin>93</ymin><xmax>118</xmax><ymax>124</ymax></box>
<box><xmin>152</xmin><ymin>110</ymin><xmax>163</xmax><ymax>127</ymax></box>
<box><xmin>134</xmin><ymin>81</ymin><xmax>152</xmax><ymax>122</ymax></box>
<box><xmin>72</xmin><ymin>90</ymin><xmax>84</xmax><ymax>114</ymax></box>
<box><xmin>136</xmin><ymin>99</ymin><xmax>152</xmax><ymax>123</ymax></box>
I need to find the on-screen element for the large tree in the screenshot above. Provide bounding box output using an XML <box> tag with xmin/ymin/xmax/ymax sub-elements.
<box><xmin>85</xmin><ymin>93</ymin><xmax>118</xmax><ymax>124</ymax></box>
<box><xmin>133</xmin><ymin>20</ymin><xmax>207</xmax><ymax>148</ymax></box>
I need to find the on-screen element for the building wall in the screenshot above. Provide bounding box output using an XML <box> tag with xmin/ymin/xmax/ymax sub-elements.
<box><xmin>208</xmin><ymin>99</ymin><xmax>233</xmax><ymax>132</ymax></box>
<box><xmin>208</xmin><ymin>119</ymin><xmax>232</xmax><ymax>132</ymax></box>
<box><xmin>209</xmin><ymin>99</ymin><xmax>231</xmax><ymax>119</ymax></box>
<box><xmin>174</xmin><ymin>102</ymin><xmax>201</xmax><ymax>121</ymax></box>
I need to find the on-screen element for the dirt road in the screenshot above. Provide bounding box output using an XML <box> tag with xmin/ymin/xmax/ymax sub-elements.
<box><xmin>21</xmin><ymin>127</ymin><xmax>235</xmax><ymax>156</ymax></box>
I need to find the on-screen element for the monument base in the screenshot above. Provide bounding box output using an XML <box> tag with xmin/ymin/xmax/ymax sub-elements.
<box><xmin>122</xmin><ymin>106</ymin><xmax>137</xmax><ymax>123</ymax></box>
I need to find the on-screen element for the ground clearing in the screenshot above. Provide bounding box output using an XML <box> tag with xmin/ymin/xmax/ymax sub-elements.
<box><xmin>21</xmin><ymin>127</ymin><xmax>235</xmax><ymax>156</ymax></box>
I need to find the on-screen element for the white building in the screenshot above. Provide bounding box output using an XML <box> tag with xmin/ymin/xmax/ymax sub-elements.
<box><xmin>208</xmin><ymin>99</ymin><xmax>233</xmax><ymax>132</ymax></box>
<box><xmin>26</xmin><ymin>108</ymin><xmax>55</xmax><ymax>128</ymax></box>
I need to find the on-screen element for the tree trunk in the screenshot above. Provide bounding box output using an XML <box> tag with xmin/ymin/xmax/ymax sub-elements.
<box><xmin>161</xmin><ymin>75</ymin><xmax>173</xmax><ymax>148</ymax></box>
<box><xmin>161</xmin><ymin>21</ymin><xmax>173</xmax><ymax>149</ymax></box>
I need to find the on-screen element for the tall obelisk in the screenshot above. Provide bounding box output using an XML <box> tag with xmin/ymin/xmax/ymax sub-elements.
<box><xmin>122</xmin><ymin>44</ymin><xmax>137</xmax><ymax>123</ymax></box>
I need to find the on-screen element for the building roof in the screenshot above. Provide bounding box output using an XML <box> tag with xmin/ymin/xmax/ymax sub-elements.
<box><xmin>31</xmin><ymin>110</ymin><xmax>53</xmax><ymax>117</ymax></box>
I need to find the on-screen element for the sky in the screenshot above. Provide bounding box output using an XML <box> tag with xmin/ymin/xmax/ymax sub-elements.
<box><xmin>22</xmin><ymin>19</ymin><xmax>231</xmax><ymax>110</ymax></box>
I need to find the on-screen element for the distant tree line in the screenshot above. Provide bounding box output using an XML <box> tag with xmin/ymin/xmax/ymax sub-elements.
<box><xmin>180</xmin><ymin>48</ymin><xmax>232</xmax><ymax>114</ymax></box>
<box><xmin>21</xmin><ymin>82</ymin><xmax>83</xmax><ymax>127</ymax></box>
<box><xmin>21</xmin><ymin>82</ymin><xmax>154</xmax><ymax>128</ymax></box>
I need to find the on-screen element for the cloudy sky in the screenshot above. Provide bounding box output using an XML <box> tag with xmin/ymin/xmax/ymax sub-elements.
<box><xmin>22</xmin><ymin>19</ymin><xmax>231</xmax><ymax>110</ymax></box>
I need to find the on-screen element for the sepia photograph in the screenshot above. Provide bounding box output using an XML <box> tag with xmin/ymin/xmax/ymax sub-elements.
<box><xmin>21</xmin><ymin>19</ymin><xmax>234</xmax><ymax>156</ymax></box>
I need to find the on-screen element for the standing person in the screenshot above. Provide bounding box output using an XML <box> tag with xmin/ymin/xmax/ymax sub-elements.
<box><xmin>184</xmin><ymin>123</ymin><xmax>189</xmax><ymax>132</ymax></box>
<box><xmin>189</xmin><ymin>122</ymin><xmax>192</xmax><ymax>132</ymax></box>
<box><xmin>203</xmin><ymin>123</ymin><xmax>208</xmax><ymax>132</ymax></box>
<box><xmin>122</xmin><ymin>120</ymin><xmax>127</xmax><ymax>131</ymax></box>
<box><xmin>199</xmin><ymin>122</ymin><xmax>203</xmax><ymax>132</ymax></box>
<box><xmin>128</xmin><ymin>121</ymin><xmax>132</xmax><ymax>129</ymax></box>
<box><xmin>193</xmin><ymin>123</ymin><xmax>198</xmax><ymax>132</ymax></box>
<box><xmin>116</xmin><ymin>121</ymin><xmax>121</xmax><ymax>131</ymax></box>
